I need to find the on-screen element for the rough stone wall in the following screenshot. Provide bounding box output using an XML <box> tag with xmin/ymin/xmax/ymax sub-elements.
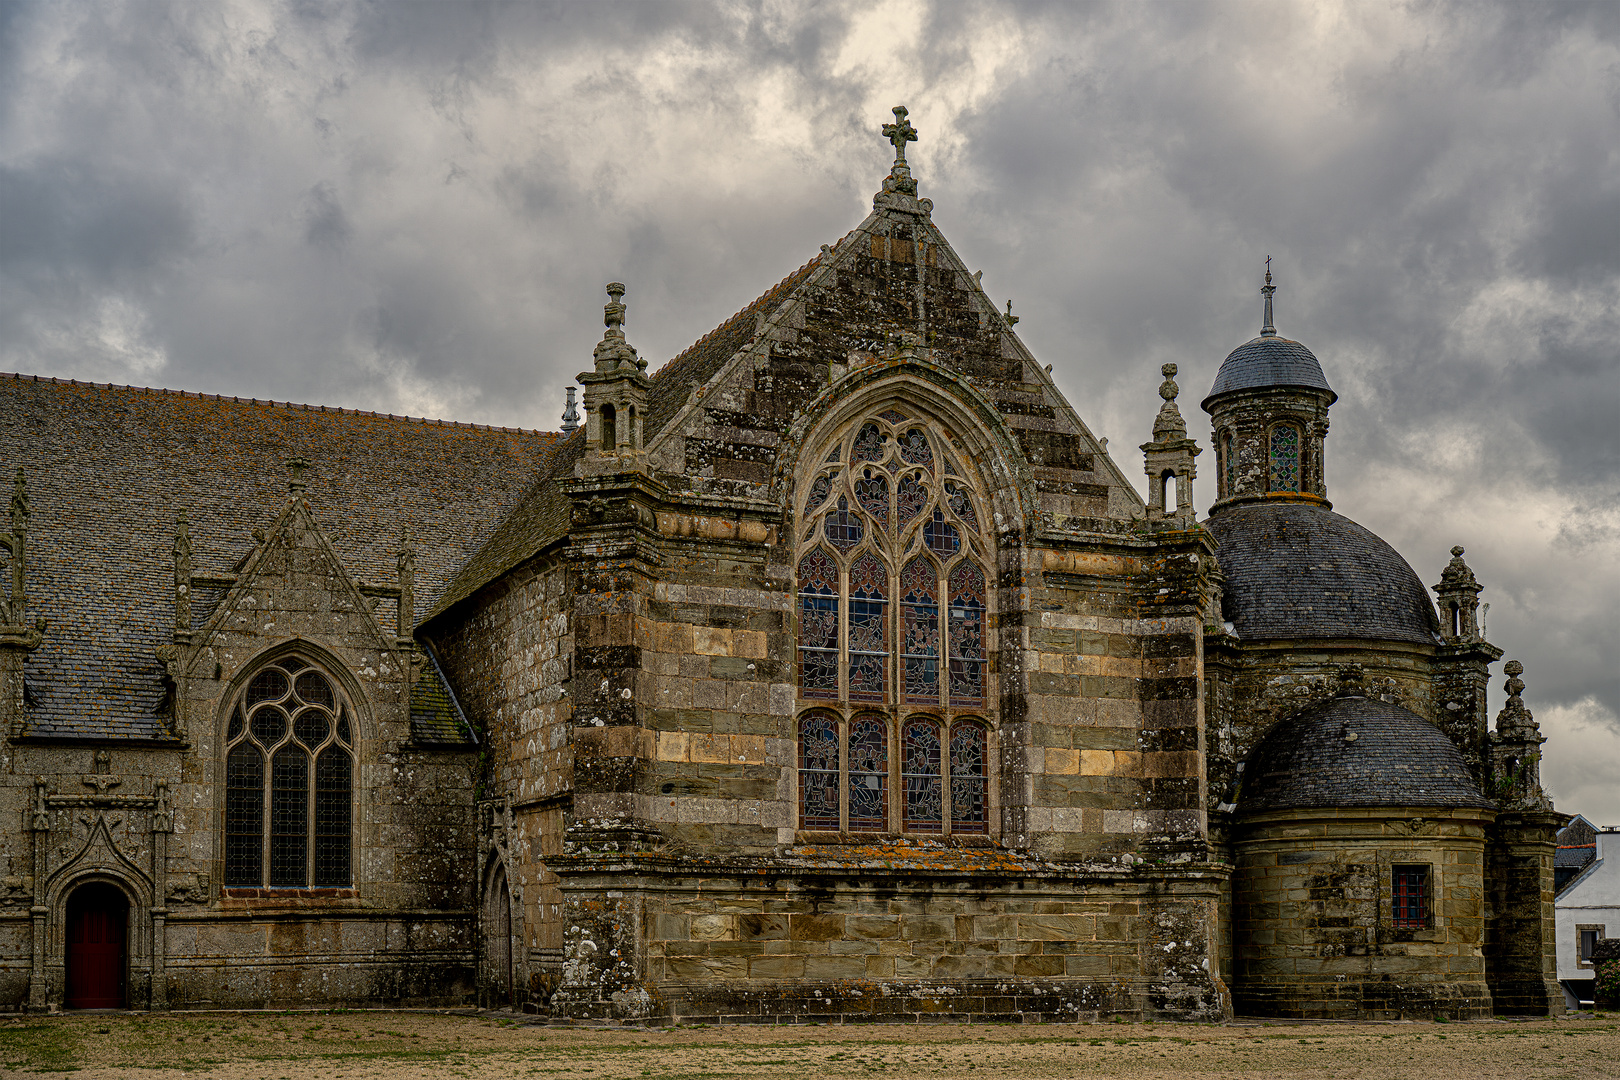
<box><xmin>1485</xmin><ymin>811</ymin><xmax>1564</xmax><ymax>1014</ymax></box>
<box><xmin>1206</xmin><ymin>387</ymin><xmax>1332</xmax><ymax>507</ymax></box>
<box><xmin>427</xmin><ymin>552</ymin><xmax>574</xmax><ymax>996</ymax></box>
<box><xmin>1231</xmin><ymin>808</ymin><xmax>1494</xmax><ymax>1019</ymax></box>
<box><xmin>0</xmin><ymin>496</ymin><xmax>478</xmax><ymax>1011</ymax></box>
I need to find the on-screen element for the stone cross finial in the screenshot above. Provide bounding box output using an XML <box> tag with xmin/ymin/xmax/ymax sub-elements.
<box><xmin>286</xmin><ymin>457</ymin><xmax>310</xmax><ymax>493</ymax></box>
<box><xmin>1004</xmin><ymin>300</ymin><xmax>1019</xmax><ymax>327</ymax></box>
<box><xmin>882</xmin><ymin>105</ymin><xmax>918</xmax><ymax>164</ymax></box>
<box><xmin>1261</xmin><ymin>258</ymin><xmax>1277</xmax><ymax>337</ymax></box>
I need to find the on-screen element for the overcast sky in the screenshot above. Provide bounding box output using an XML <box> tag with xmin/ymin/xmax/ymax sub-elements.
<box><xmin>3</xmin><ymin>1</ymin><xmax>1616</xmax><ymax>821</ymax></box>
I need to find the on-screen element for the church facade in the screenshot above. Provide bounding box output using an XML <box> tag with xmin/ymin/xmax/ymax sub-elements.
<box><xmin>0</xmin><ymin>108</ymin><xmax>1563</xmax><ymax>1021</ymax></box>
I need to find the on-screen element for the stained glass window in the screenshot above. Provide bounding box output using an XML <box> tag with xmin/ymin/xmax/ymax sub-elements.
<box><xmin>797</xmin><ymin>548</ymin><xmax>839</xmax><ymax>699</ymax></box>
<box><xmin>1269</xmin><ymin>425</ymin><xmax>1300</xmax><ymax>493</ymax></box>
<box><xmin>848</xmin><ymin>552</ymin><xmax>888</xmax><ymax>702</ymax></box>
<box><xmin>848</xmin><ymin>716</ymin><xmax>888</xmax><ymax>831</ymax></box>
<box><xmin>855</xmin><ymin>469</ymin><xmax>890</xmax><ymax>531</ymax></box>
<box><xmin>903</xmin><ymin>720</ymin><xmax>943</xmax><ymax>832</ymax></box>
<box><xmin>944</xmin><ymin>482</ymin><xmax>978</xmax><ymax>530</ymax></box>
<box><xmin>896</xmin><ymin>472</ymin><xmax>927</xmax><ymax>531</ymax></box>
<box><xmin>948</xmin><ymin>561</ymin><xmax>986</xmax><ymax>706</ymax></box>
<box><xmin>853</xmin><ymin>422</ymin><xmax>886</xmax><ymax>462</ymax></box>
<box><xmin>877</xmin><ymin>408</ymin><xmax>907</xmax><ymax>424</ymax></box>
<box><xmin>799</xmin><ymin>714</ymin><xmax>840</xmax><ymax>830</ymax></box>
<box><xmin>924</xmin><ymin>510</ymin><xmax>959</xmax><ymax>558</ymax></box>
<box><xmin>805</xmin><ymin>472</ymin><xmax>835</xmax><ymax>515</ymax></box>
<box><xmin>224</xmin><ymin>659</ymin><xmax>353</xmax><ymax>889</ymax></box>
<box><xmin>901</xmin><ymin>557</ymin><xmax>940</xmax><ymax>704</ymax></box>
<box><xmin>899</xmin><ymin>429</ymin><xmax>934</xmax><ymax>469</ymax></box>
<box><xmin>825</xmin><ymin>496</ymin><xmax>863</xmax><ymax>551</ymax></box>
<box><xmin>949</xmin><ymin>721</ymin><xmax>988</xmax><ymax>834</ymax></box>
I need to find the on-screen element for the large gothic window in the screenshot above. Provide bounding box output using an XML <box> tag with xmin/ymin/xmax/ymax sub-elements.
<box><xmin>224</xmin><ymin>657</ymin><xmax>354</xmax><ymax>888</ymax></box>
<box><xmin>793</xmin><ymin>405</ymin><xmax>995</xmax><ymax>834</ymax></box>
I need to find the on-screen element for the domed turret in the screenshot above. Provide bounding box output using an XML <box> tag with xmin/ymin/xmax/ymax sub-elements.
<box><xmin>1203</xmin><ymin>265</ymin><xmax>1334</xmax><ymax>509</ymax></box>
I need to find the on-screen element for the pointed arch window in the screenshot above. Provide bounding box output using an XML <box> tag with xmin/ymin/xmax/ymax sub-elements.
<box><xmin>1269</xmin><ymin>424</ymin><xmax>1301</xmax><ymax>493</ymax></box>
<box><xmin>224</xmin><ymin>658</ymin><xmax>353</xmax><ymax>888</ymax></box>
<box><xmin>791</xmin><ymin>404</ymin><xmax>998</xmax><ymax>835</ymax></box>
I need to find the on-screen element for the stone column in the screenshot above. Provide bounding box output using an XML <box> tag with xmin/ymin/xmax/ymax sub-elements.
<box><xmin>27</xmin><ymin>778</ymin><xmax>49</xmax><ymax>1012</ymax></box>
<box><xmin>1485</xmin><ymin>810</ymin><xmax>1565</xmax><ymax>1014</ymax></box>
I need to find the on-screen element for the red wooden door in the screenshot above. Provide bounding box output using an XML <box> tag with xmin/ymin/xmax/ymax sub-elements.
<box><xmin>65</xmin><ymin>884</ymin><xmax>127</xmax><ymax>1009</ymax></box>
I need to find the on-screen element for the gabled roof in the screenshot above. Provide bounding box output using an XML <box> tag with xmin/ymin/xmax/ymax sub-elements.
<box><xmin>425</xmin><ymin>256</ymin><xmax>825</xmax><ymax>622</ymax></box>
<box><xmin>1</xmin><ymin>374</ymin><xmax>562</xmax><ymax>739</ymax></box>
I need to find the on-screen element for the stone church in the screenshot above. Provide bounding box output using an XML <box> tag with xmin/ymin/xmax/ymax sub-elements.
<box><xmin>0</xmin><ymin>108</ymin><xmax>1565</xmax><ymax>1021</ymax></box>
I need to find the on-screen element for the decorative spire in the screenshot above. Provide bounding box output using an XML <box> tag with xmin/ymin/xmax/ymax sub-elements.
<box><xmin>1491</xmin><ymin>659</ymin><xmax>1550</xmax><ymax>809</ymax></box>
<box><xmin>591</xmin><ymin>282</ymin><xmax>645</xmax><ymax>375</ymax></box>
<box><xmin>1261</xmin><ymin>256</ymin><xmax>1277</xmax><ymax>337</ymax></box>
<box><xmin>1433</xmin><ymin>544</ymin><xmax>1485</xmax><ymax>644</ymax></box>
<box><xmin>561</xmin><ymin>386</ymin><xmax>580</xmax><ymax>434</ymax></box>
<box><xmin>880</xmin><ymin>105</ymin><xmax>919</xmax><ymax>196</ymax></box>
<box><xmin>397</xmin><ymin>526</ymin><xmax>416</xmax><ymax>641</ymax></box>
<box><xmin>173</xmin><ymin>510</ymin><xmax>193</xmax><ymax>639</ymax></box>
<box><xmin>1151</xmin><ymin>363</ymin><xmax>1188</xmax><ymax>441</ymax></box>
<box><xmin>4</xmin><ymin>468</ymin><xmax>30</xmax><ymax>627</ymax></box>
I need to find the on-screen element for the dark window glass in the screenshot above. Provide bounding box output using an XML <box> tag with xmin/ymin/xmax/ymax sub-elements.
<box><xmin>226</xmin><ymin>705</ymin><xmax>244</xmax><ymax>742</ymax></box>
<box><xmin>294</xmin><ymin>670</ymin><xmax>334</xmax><ymax>709</ymax></box>
<box><xmin>903</xmin><ymin>719</ymin><xmax>943</xmax><ymax>832</ymax></box>
<box><xmin>250</xmin><ymin>705</ymin><xmax>287</xmax><ymax>746</ymax></box>
<box><xmin>224</xmin><ymin>744</ymin><xmax>263</xmax><ymax>886</ymax></box>
<box><xmin>1222</xmin><ymin>433</ymin><xmax>1234</xmax><ymax>496</ymax></box>
<box><xmin>825</xmin><ymin>496</ymin><xmax>864</xmax><ymax>551</ymax></box>
<box><xmin>1392</xmin><ymin>865</ymin><xmax>1429</xmax><ymax>929</ymax></box>
<box><xmin>855</xmin><ymin>468</ymin><xmax>890</xmax><ymax>531</ymax></box>
<box><xmin>899</xmin><ymin>429</ymin><xmax>934</xmax><ymax>470</ymax></box>
<box><xmin>848</xmin><ymin>717</ymin><xmax>888</xmax><ymax>832</ymax></box>
<box><xmin>897</xmin><ymin>472</ymin><xmax>928</xmax><ymax>531</ymax></box>
<box><xmin>270</xmin><ymin>747</ymin><xmax>309</xmax><ymax>887</ymax></box>
<box><xmin>336</xmin><ymin>709</ymin><xmax>351</xmax><ymax>746</ymax></box>
<box><xmin>924</xmin><ymin>510</ymin><xmax>959</xmax><ymax>557</ymax></box>
<box><xmin>804</xmin><ymin>471</ymin><xmax>835</xmax><ymax>516</ymax></box>
<box><xmin>314</xmin><ymin>747</ymin><xmax>352</xmax><ymax>886</ymax></box>
<box><xmin>948</xmin><ymin>562</ymin><xmax>987</xmax><ymax>706</ymax></box>
<box><xmin>294</xmin><ymin>708</ymin><xmax>330</xmax><ymax>748</ymax></box>
<box><xmin>901</xmin><ymin>557</ymin><xmax>940</xmax><ymax>704</ymax></box>
<box><xmin>799</xmin><ymin>714</ymin><xmax>840</xmax><ymax>830</ymax></box>
<box><xmin>853</xmin><ymin>422</ymin><xmax>886</xmax><ymax>461</ymax></box>
<box><xmin>847</xmin><ymin>552</ymin><xmax>888</xmax><ymax>702</ymax></box>
<box><xmin>248</xmin><ymin>667</ymin><xmax>289</xmax><ymax>705</ymax></box>
<box><xmin>950</xmin><ymin>721</ymin><xmax>988</xmax><ymax>834</ymax></box>
<box><xmin>797</xmin><ymin>548</ymin><xmax>840</xmax><ymax>699</ymax></box>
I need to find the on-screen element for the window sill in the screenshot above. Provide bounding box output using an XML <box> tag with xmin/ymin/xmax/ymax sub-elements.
<box><xmin>791</xmin><ymin>830</ymin><xmax>1000</xmax><ymax>848</ymax></box>
<box><xmin>221</xmin><ymin>888</ymin><xmax>358</xmax><ymax>901</ymax></box>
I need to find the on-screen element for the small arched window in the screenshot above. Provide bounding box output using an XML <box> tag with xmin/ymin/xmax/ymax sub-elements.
<box><xmin>600</xmin><ymin>403</ymin><xmax>617</xmax><ymax>451</ymax></box>
<box><xmin>224</xmin><ymin>658</ymin><xmax>353</xmax><ymax>888</ymax></box>
<box><xmin>1269</xmin><ymin>424</ymin><xmax>1301</xmax><ymax>492</ymax></box>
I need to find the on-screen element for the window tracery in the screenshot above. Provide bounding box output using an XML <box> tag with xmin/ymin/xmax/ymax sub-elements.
<box><xmin>792</xmin><ymin>403</ymin><xmax>996</xmax><ymax>834</ymax></box>
<box><xmin>224</xmin><ymin>657</ymin><xmax>353</xmax><ymax>888</ymax></box>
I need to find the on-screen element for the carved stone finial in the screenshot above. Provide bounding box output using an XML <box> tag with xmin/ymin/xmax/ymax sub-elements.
<box><xmin>561</xmin><ymin>386</ymin><xmax>580</xmax><ymax>434</ymax></box>
<box><xmin>286</xmin><ymin>457</ymin><xmax>310</xmax><ymax>494</ymax></box>
<box><xmin>1003</xmin><ymin>300</ymin><xmax>1019</xmax><ymax>327</ymax></box>
<box><xmin>591</xmin><ymin>282</ymin><xmax>644</xmax><ymax>375</ymax></box>
<box><xmin>1504</xmin><ymin>659</ymin><xmax>1524</xmax><ymax>695</ymax></box>
<box><xmin>1261</xmin><ymin>258</ymin><xmax>1277</xmax><ymax>338</ymax></box>
<box><xmin>1159</xmin><ymin>363</ymin><xmax>1179</xmax><ymax>402</ymax></box>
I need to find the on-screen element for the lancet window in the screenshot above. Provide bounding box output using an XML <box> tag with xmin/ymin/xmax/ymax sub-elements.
<box><xmin>224</xmin><ymin>657</ymin><xmax>354</xmax><ymax>888</ymax></box>
<box><xmin>1269</xmin><ymin>424</ymin><xmax>1301</xmax><ymax>493</ymax></box>
<box><xmin>793</xmin><ymin>405</ymin><xmax>996</xmax><ymax>834</ymax></box>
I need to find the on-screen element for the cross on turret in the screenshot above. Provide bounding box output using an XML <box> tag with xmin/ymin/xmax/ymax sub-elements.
<box><xmin>882</xmin><ymin>106</ymin><xmax>918</xmax><ymax>164</ymax></box>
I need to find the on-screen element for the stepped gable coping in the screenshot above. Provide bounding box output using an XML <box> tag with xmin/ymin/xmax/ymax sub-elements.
<box><xmin>2</xmin><ymin>373</ymin><xmax>565</xmax><ymax>741</ymax></box>
<box><xmin>426</xmin><ymin>245</ymin><xmax>839</xmax><ymax>625</ymax></box>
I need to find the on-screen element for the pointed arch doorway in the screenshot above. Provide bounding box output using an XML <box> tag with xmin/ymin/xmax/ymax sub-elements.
<box><xmin>480</xmin><ymin>859</ymin><xmax>514</xmax><ymax>1008</ymax></box>
<box><xmin>65</xmin><ymin>882</ymin><xmax>129</xmax><ymax>1009</ymax></box>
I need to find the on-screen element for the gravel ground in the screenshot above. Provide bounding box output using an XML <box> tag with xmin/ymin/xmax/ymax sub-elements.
<box><xmin>2</xmin><ymin>1009</ymin><xmax>1616</xmax><ymax>1078</ymax></box>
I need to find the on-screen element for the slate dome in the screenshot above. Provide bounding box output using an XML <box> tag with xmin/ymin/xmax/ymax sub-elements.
<box><xmin>1207</xmin><ymin>501</ymin><xmax>1441</xmax><ymax>645</ymax></box>
<box><xmin>1201</xmin><ymin>334</ymin><xmax>1336</xmax><ymax>410</ymax></box>
<box><xmin>1239</xmin><ymin>695</ymin><xmax>1491</xmax><ymax>813</ymax></box>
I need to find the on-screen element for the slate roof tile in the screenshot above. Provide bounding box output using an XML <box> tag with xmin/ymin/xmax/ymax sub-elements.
<box><xmin>1203</xmin><ymin>335</ymin><xmax>1336</xmax><ymax>408</ymax></box>
<box><xmin>1</xmin><ymin>374</ymin><xmax>562</xmax><ymax>741</ymax></box>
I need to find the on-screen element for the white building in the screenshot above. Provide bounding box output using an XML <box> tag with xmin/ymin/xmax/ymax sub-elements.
<box><xmin>1557</xmin><ymin>826</ymin><xmax>1620</xmax><ymax>1009</ymax></box>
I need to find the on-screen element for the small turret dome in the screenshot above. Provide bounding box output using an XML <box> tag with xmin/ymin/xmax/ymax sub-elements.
<box><xmin>1201</xmin><ymin>334</ymin><xmax>1336</xmax><ymax>410</ymax></box>
<box><xmin>1239</xmin><ymin>695</ymin><xmax>1491</xmax><ymax>813</ymax></box>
